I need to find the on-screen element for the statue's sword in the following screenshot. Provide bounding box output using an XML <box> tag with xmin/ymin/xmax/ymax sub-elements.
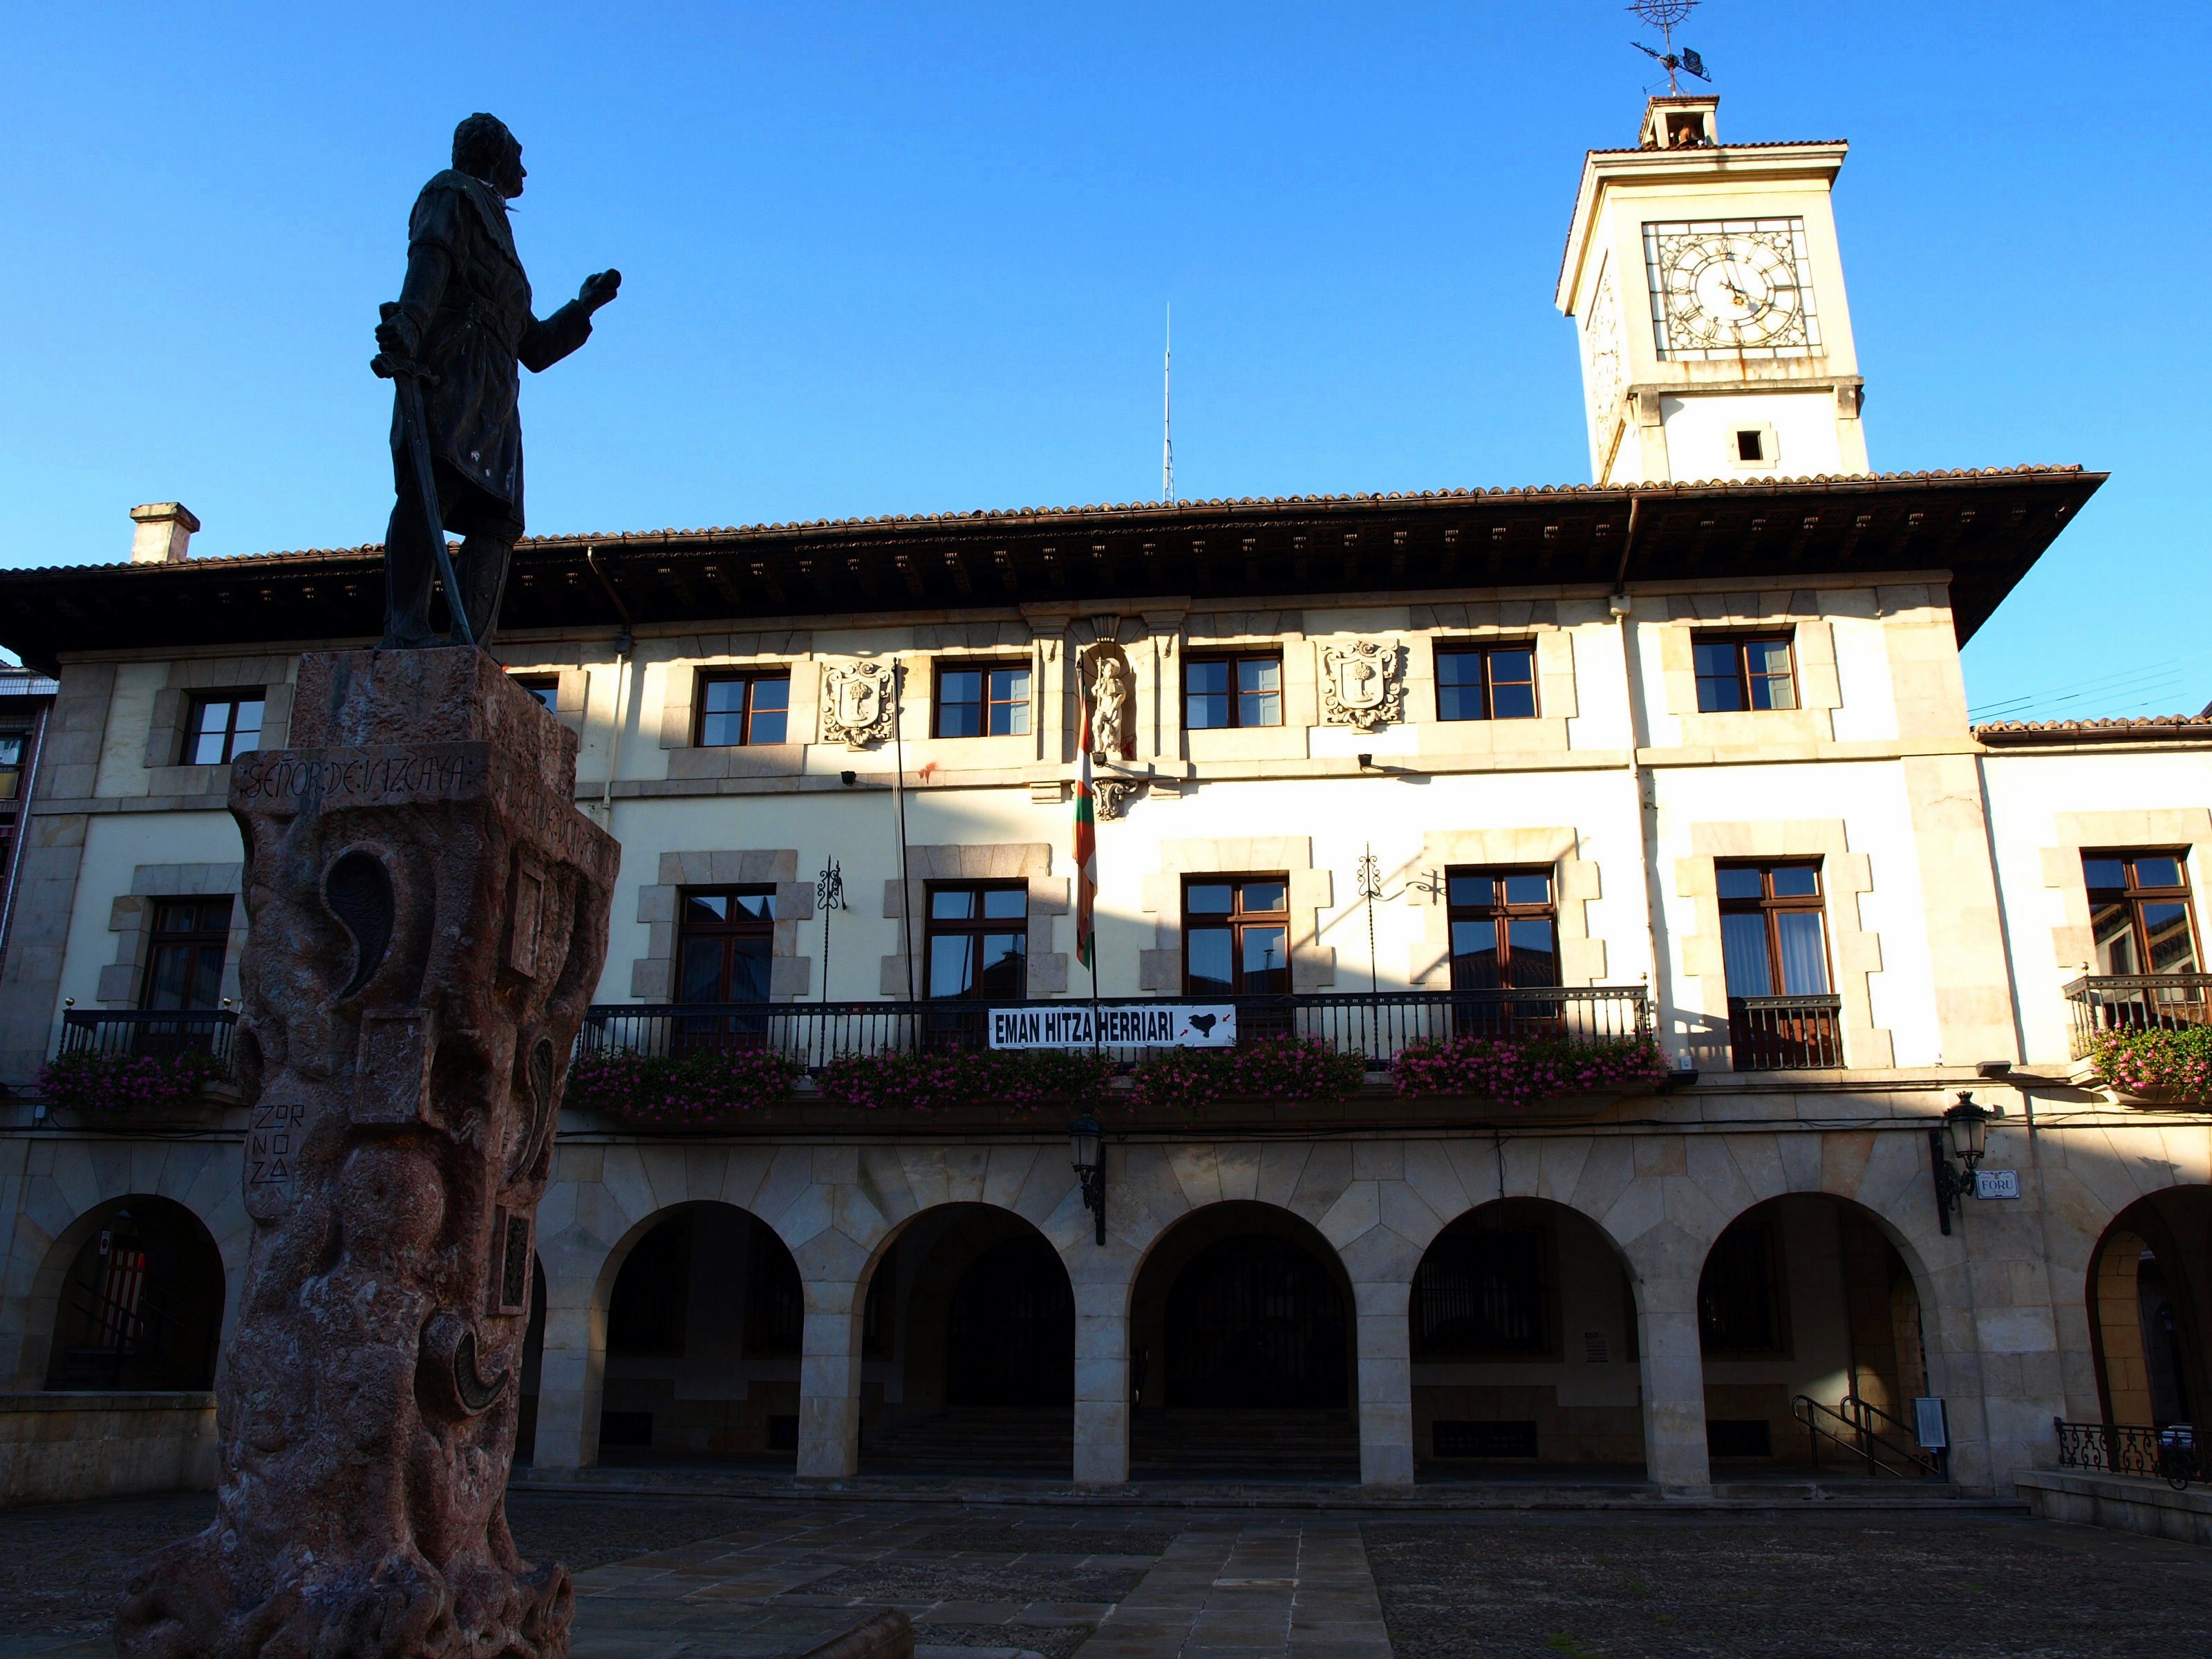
<box><xmin>372</xmin><ymin>305</ymin><xmax>476</xmax><ymax>649</ymax></box>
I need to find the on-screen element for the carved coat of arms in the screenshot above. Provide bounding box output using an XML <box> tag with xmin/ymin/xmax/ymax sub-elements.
<box><xmin>1320</xmin><ymin>639</ymin><xmax>1402</xmax><ymax>730</ymax></box>
<box><xmin>821</xmin><ymin>658</ymin><xmax>895</xmax><ymax>749</ymax></box>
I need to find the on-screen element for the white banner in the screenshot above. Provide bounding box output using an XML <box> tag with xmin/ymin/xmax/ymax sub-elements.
<box><xmin>988</xmin><ymin>1003</ymin><xmax>1238</xmax><ymax>1049</ymax></box>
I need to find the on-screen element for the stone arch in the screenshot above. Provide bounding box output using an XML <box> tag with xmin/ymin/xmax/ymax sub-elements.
<box><xmin>6</xmin><ymin>1153</ymin><xmax>246</xmax><ymax>1392</ymax></box>
<box><xmin>2084</xmin><ymin>1186</ymin><xmax>2211</xmax><ymax>1432</ymax></box>
<box><xmin>1694</xmin><ymin>1191</ymin><xmax>1938</xmax><ymax>1479</ymax></box>
<box><xmin>1407</xmin><ymin>1197</ymin><xmax>1646</xmax><ymax>1477</ymax></box>
<box><xmin>36</xmin><ymin>1195</ymin><xmax>225</xmax><ymax>1391</ymax></box>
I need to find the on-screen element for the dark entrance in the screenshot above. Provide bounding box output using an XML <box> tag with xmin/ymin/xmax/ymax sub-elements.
<box><xmin>1165</xmin><ymin>1235</ymin><xmax>1347</xmax><ymax>1408</ymax></box>
<box><xmin>946</xmin><ymin>1233</ymin><xmax>1074</xmax><ymax>1407</ymax></box>
<box><xmin>46</xmin><ymin>1197</ymin><xmax>224</xmax><ymax>1391</ymax></box>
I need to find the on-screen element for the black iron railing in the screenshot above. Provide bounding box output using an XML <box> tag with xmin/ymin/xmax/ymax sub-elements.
<box><xmin>578</xmin><ymin>986</ymin><xmax>1652</xmax><ymax>1072</ymax></box>
<box><xmin>2064</xmin><ymin>974</ymin><xmax>2212</xmax><ymax>1060</ymax></box>
<box><xmin>2054</xmin><ymin>1418</ymin><xmax>2202</xmax><ymax>1488</ymax></box>
<box><xmin>1792</xmin><ymin>1393</ymin><xmax>1940</xmax><ymax>1479</ymax></box>
<box><xmin>1728</xmin><ymin>993</ymin><xmax>1844</xmax><ymax>1071</ymax></box>
<box><xmin>57</xmin><ymin>1009</ymin><xmax>238</xmax><ymax>1074</ymax></box>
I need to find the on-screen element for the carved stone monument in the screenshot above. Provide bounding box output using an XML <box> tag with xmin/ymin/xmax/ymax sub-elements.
<box><xmin>117</xmin><ymin>648</ymin><xmax>618</xmax><ymax>1659</ymax></box>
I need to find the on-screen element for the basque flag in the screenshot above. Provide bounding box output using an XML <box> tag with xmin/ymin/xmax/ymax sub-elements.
<box><xmin>1074</xmin><ymin>711</ymin><xmax>1098</xmax><ymax>970</ymax></box>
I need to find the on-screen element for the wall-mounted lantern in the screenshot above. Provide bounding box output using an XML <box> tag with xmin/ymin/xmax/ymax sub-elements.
<box><xmin>1069</xmin><ymin>1110</ymin><xmax>1105</xmax><ymax>1246</ymax></box>
<box><xmin>1930</xmin><ymin>1092</ymin><xmax>2000</xmax><ymax>1236</ymax></box>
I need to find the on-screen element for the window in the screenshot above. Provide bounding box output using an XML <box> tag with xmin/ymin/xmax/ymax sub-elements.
<box><xmin>696</xmin><ymin>671</ymin><xmax>789</xmax><ymax>747</ymax></box>
<box><xmin>676</xmin><ymin>889</ymin><xmax>776</xmax><ymax>1003</ymax></box>
<box><xmin>1183</xmin><ymin>877</ymin><xmax>1291</xmax><ymax>995</ymax></box>
<box><xmin>1736</xmin><ymin>429</ymin><xmax>1763</xmax><ymax>462</ymax></box>
<box><xmin>142</xmin><ymin>897</ymin><xmax>232</xmax><ymax>1011</ymax></box>
<box><xmin>1185</xmin><ymin>653</ymin><xmax>1282</xmax><ymax>730</ymax></box>
<box><xmin>182</xmin><ymin>693</ymin><xmax>264</xmax><ymax>765</ymax></box>
<box><xmin>1699</xmin><ymin>1221</ymin><xmax>1783</xmax><ymax>1354</ymax></box>
<box><xmin>1692</xmin><ymin>636</ymin><xmax>1795</xmax><ymax>713</ymax></box>
<box><xmin>1445</xmin><ymin>869</ymin><xmax>1559</xmax><ymax>989</ymax></box>
<box><xmin>1436</xmin><ymin>643</ymin><xmax>1538</xmax><ymax>721</ymax></box>
<box><xmin>1717</xmin><ymin>863</ymin><xmax>1829</xmax><ymax>998</ymax></box>
<box><xmin>2085</xmin><ymin>852</ymin><xmax>2199</xmax><ymax>976</ymax></box>
<box><xmin>1412</xmin><ymin>1220</ymin><xmax>1551</xmax><ymax>1358</ymax></box>
<box><xmin>934</xmin><ymin>662</ymin><xmax>1031</xmax><ymax>738</ymax></box>
<box><xmin>0</xmin><ymin>729</ymin><xmax>24</xmax><ymax>800</ymax></box>
<box><xmin>926</xmin><ymin>883</ymin><xmax>1029</xmax><ymax>997</ymax></box>
<box><xmin>512</xmin><ymin>675</ymin><xmax>560</xmax><ymax>713</ymax></box>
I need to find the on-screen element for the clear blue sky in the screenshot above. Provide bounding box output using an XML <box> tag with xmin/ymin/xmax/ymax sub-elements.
<box><xmin>3</xmin><ymin>3</ymin><xmax>2204</xmax><ymax>720</ymax></box>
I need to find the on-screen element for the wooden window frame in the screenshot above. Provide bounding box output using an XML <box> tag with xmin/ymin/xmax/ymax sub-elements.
<box><xmin>140</xmin><ymin>897</ymin><xmax>234</xmax><ymax>1011</ymax></box>
<box><xmin>181</xmin><ymin>691</ymin><xmax>265</xmax><ymax>766</ymax></box>
<box><xmin>923</xmin><ymin>880</ymin><xmax>1030</xmax><ymax>1000</ymax></box>
<box><xmin>931</xmin><ymin>660</ymin><xmax>1031</xmax><ymax>739</ymax></box>
<box><xmin>1443</xmin><ymin>866</ymin><xmax>1560</xmax><ymax>990</ymax></box>
<box><xmin>1183</xmin><ymin>652</ymin><xmax>1285</xmax><ymax>731</ymax></box>
<box><xmin>1716</xmin><ymin>861</ymin><xmax>1831</xmax><ymax>996</ymax></box>
<box><xmin>694</xmin><ymin>670</ymin><xmax>791</xmax><ymax>748</ymax></box>
<box><xmin>1691</xmin><ymin>632</ymin><xmax>1797</xmax><ymax>713</ymax></box>
<box><xmin>1180</xmin><ymin>874</ymin><xmax>1293</xmax><ymax>995</ymax></box>
<box><xmin>674</xmin><ymin>886</ymin><xmax>778</xmax><ymax>1004</ymax></box>
<box><xmin>2083</xmin><ymin>850</ymin><xmax>2200</xmax><ymax>976</ymax></box>
<box><xmin>1434</xmin><ymin>641</ymin><xmax>1539</xmax><ymax>722</ymax></box>
<box><xmin>511</xmin><ymin>674</ymin><xmax>561</xmax><ymax>714</ymax></box>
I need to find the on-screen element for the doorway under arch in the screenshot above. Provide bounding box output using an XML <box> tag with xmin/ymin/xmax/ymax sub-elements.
<box><xmin>44</xmin><ymin>1197</ymin><xmax>223</xmax><ymax>1391</ymax></box>
<box><xmin>597</xmin><ymin>1202</ymin><xmax>803</xmax><ymax>1465</ymax></box>
<box><xmin>858</xmin><ymin>1203</ymin><xmax>1074</xmax><ymax>1475</ymax></box>
<box><xmin>1127</xmin><ymin>1201</ymin><xmax>1358</xmax><ymax>1480</ymax></box>
<box><xmin>1697</xmin><ymin>1193</ymin><xmax>1935</xmax><ymax>1478</ymax></box>
<box><xmin>1409</xmin><ymin>1198</ymin><xmax>1645</xmax><ymax>1480</ymax></box>
<box><xmin>2087</xmin><ymin>1187</ymin><xmax>2209</xmax><ymax>1430</ymax></box>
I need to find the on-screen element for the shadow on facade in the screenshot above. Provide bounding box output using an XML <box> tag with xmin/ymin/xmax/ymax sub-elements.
<box><xmin>2088</xmin><ymin>1185</ymin><xmax>2209</xmax><ymax>1430</ymax></box>
<box><xmin>856</xmin><ymin>1202</ymin><xmax>1074</xmax><ymax>1474</ymax></box>
<box><xmin>1410</xmin><ymin>1199</ymin><xmax>1647</xmax><ymax>1483</ymax></box>
<box><xmin>595</xmin><ymin>1201</ymin><xmax>804</xmax><ymax>1467</ymax></box>
<box><xmin>1698</xmin><ymin>1193</ymin><xmax>1936</xmax><ymax>1480</ymax></box>
<box><xmin>1127</xmin><ymin>1200</ymin><xmax>1358</xmax><ymax>1481</ymax></box>
<box><xmin>41</xmin><ymin>1195</ymin><xmax>223</xmax><ymax>1392</ymax></box>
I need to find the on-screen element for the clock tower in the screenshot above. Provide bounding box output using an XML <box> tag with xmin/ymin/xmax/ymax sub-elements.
<box><xmin>1555</xmin><ymin>96</ymin><xmax>1870</xmax><ymax>486</ymax></box>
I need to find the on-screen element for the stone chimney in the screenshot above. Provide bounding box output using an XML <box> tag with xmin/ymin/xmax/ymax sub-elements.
<box><xmin>129</xmin><ymin>503</ymin><xmax>200</xmax><ymax>564</ymax></box>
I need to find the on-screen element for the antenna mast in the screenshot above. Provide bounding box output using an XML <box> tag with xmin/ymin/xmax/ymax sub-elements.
<box><xmin>1162</xmin><ymin>304</ymin><xmax>1175</xmax><ymax>503</ymax></box>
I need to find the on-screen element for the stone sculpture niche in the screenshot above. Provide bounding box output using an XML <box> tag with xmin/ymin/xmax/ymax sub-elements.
<box><xmin>116</xmin><ymin>648</ymin><xmax>618</xmax><ymax>1659</ymax></box>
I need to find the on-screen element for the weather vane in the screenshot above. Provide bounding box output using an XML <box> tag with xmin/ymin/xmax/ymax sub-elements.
<box><xmin>1629</xmin><ymin>0</ymin><xmax>1712</xmax><ymax>95</ymax></box>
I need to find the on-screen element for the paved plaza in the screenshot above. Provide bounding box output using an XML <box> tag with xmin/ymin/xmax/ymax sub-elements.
<box><xmin>1</xmin><ymin>1490</ymin><xmax>2207</xmax><ymax>1659</ymax></box>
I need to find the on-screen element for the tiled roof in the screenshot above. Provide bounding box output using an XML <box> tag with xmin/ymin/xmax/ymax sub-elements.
<box><xmin>1586</xmin><ymin>140</ymin><xmax>1848</xmax><ymax>156</ymax></box>
<box><xmin>1</xmin><ymin>464</ymin><xmax>2092</xmax><ymax>575</ymax></box>
<box><xmin>1976</xmin><ymin>715</ymin><xmax>2212</xmax><ymax>744</ymax></box>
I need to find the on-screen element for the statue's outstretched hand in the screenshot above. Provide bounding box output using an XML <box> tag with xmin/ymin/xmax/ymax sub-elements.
<box><xmin>580</xmin><ymin>270</ymin><xmax>622</xmax><ymax>312</ymax></box>
<box><xmin>374</xmin><ymin>304</ymin><xmax>421</xmax><ymax>362</ymax></box>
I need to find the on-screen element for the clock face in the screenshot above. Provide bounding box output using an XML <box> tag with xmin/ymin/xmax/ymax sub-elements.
<box><xmin>1643</xmin><ymin>218</ymin><xmax>1821</xmax><ymax>361</ymax></box>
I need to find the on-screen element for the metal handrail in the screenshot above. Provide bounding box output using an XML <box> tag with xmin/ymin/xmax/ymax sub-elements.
<box><xmin>578</xmin><ymin>986</ymin><xmax>1653</xmax><ymax>1071</ymax></box>
<box><xmin>1792</xmin><ymin>1393</ymin><xmax>1940</xmax><ymax>1479</ymax></box>
<box><xmin>2054</xmin><ymin>1418</ymin><xmax>2201</xmax><ymax>1488</ymax></box>
<box><xmin>2063</xmin><ymin>973</ymin><xmax>2212</xmax><ymax>1060</ymax></box>
<box><xmin>57</xmin><ymin>1008</ymin><xmax>238</xmax><ymax>1072</ymax></box>
<box><xmin>1729</xmin><ymin>993</ymin><xmax>1844</xmax><ymax>1071</ymax></box>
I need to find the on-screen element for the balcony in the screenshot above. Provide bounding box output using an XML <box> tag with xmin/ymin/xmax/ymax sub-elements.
<box><xmin>57</xmin><ymin>1009</ymin><xmax>239</xmax><ymax>1073</ymax></box>
<box><xmin>578</xmin><ymin>986</ymin><xmax>1652</xmax><ymax>1069</ymax></box>
<box><xmin>2065</xmin><ymin>974</ymin><xmax>2212</xmax><ymax>1061</ymax></box>
<box><xmin>1727</xmin><ymin>994</ymin><xmax>1844</xmax><ymax>1071</ymax></box>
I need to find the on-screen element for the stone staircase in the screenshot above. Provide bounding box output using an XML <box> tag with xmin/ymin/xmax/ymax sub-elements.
<box><xmin>1132</xmin><ymin>1408</ymin><xmax>1362</xmax><ymax>1481</ymax></box>
<box><xmin>860</xmin><ymin>1407</ymin><xmax>1074</xmax><ymax>1475</ymax></box>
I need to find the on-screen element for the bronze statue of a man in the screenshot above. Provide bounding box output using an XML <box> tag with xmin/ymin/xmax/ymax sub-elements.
<box><xmin>376</xmin><ymin>113</ymin><xmax>620</xmax><ymax>648</ymax></box>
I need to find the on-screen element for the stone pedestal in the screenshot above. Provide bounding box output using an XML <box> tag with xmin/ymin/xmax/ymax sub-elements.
<box><xmin>117</xmin><ymin>649</ymin><xmax>618</xmax><ymax>1659</ymax></box>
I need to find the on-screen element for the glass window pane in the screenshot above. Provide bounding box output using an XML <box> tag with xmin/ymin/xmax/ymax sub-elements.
<box><xmin>1187</xmin><ymin>927</ymin><xmax>1233</xmax><ymax>993</ymax></box>
<box><xmin>1239</xmin><ymin>657</ymin><xmax>1282</xmax><ymax>727</ymax></box>
<box><xmin>703</xmin><ymin>678</ymin><xmax>744</xmax><ymax>713</ymax></box>
<box><xmin>683</xmin><ymin>894</ymin><xmax>729</xmax><ymax>924</ymax></box>
<box><xmin>1775</xmin><ymin>911</ymin><xmax>1829</xmax><ymax>994</ymax></box>
<box><xmin>700</xmin><ymin>709</ymin><xmax>742</xmax><ymax>746</ymax></box>
<box><xmin>1748</xmin><ymin>648</ymin><xmax>1796</xmax><ymax>711</ymax></box>
<box><xmin>938</xmin><ymin>671</ymin><xmax>982</xmax><ymax>737</ymax></box>
<box><xmin>200</xmin><ymin>898</ymin><xmax>234</xmax><ymax>932</ymax></box>
<box><xmin>1437</xmin><ymin>652</ymin><xmax>1480</xmax><ymax>685</ymax></box>
<box><xmin>1185</xmin><ymin>883</ymin><xmax>1234</xmax><ymax>915</ymax></box>
<box><xmin>731</xmin><ymin>892</ymin><xmax>776</xmax><ymax>923</ymax></box>
<box><xmin>677</xmin><ymin>938</ymin><xmax>725</xmax><ymax>1002</ymax></box>
<box><xmin>189</xmin><ymin>703</ymin><xmax>229</xmax><ymax>765</ymax></box>
<box><xmin>1720</xmin><ymin>913</ymin><xmax>1774</xmax><ymax>997</ymax></box>
<box><xmin>1241</xmin><ymin>925</ymin><xmax>1288</xmax><ymax>987</ymax></box>
<box><xmin>1438</xmin><ymin>681</ymin><xmax>1484</xmax><ymax>721</ymax></box>
<box><xmin>2081</xmin><ymin>857</ymin><xmax>2129</xmax><ymax>891</ymax></box>
<box><xmin>2143</xmin><ymin>903</ymin><xmax>2198</xmax><ymax>974</ymax></box>
<box><xmin>747</xmin><ymin>705</ymin><xmax>787</xmax><ymax>744</ymax></box>
<box><xmin>977</xmin><ymin>932</ymin><xmax>1027</xmax><ymax>995</ymax></box>
<box><xmin>1239</xmin><ymin>658</ymin><xmax>1281</xmax><ymax>693</ymax></box>
<box><xmin>749</xmin><ymin>677</ymin><xmax>789</xmax><ymax>712</ymax></box>
<box><xmin>928</xmin><ymin>935</ymin><xmax>975</xmax><ymax>997</ymax></box>
<box><xmin>1768</xmin><ymin>866</ymin><xmax>1819</xmax><ymax>898</ymax></box>
<box><xmin>1502</xmin><ymin>874</ymin><xmax>1552</xmax><ymax>906</ymax></box>
<box><xmin>1488</xmin><ymin>650</ymin><xmax>1537</xmax><ymax>720</ymax></box>
<box><xmin>1490</xmin><ymin>679</ymin><xmax>1537</xmax><ymax>720</ymax></box>
<box><xmin>1716</xmin><ymin>868</ymin><xmax>1765</xmax><ymax>901</ymax></box>
<box><xmin>186</xmin><ymin>945</ymin><xmax>225</xmax><ymax>1009</ymax></box>
<box><xmin>1447</xmin><ymin>873</ymin><xmax>1491</xmax><ymax>908</ymax></box>
<box><xmin>1694</xmin><ymin>641</ymin><xmax>1738</xmax><ymax>677</ymax></box>
<box><xmin>982</xmin><ymin>888</ymin><xmax>1027</xmax><ymax>919</ymax></box>
<box><xmin>2092</xmin><ymin>903</ymin><xmax>2141</xmax><ymax>975</ymax></box>
<box><xmin>1506</xmin><ymin>918</ymin><xmax>1559</xmax><ymax>986</ymax></box>
<box><xmin>0</xmin><ymin>732</ymin><xmax>21</xmax><ymax>800</ymax></box>
<box><xmin>1694</xmin><ymin>642</ymin><xmax>1744</xmax><ymax>713</ymax></box>
<box><xmin>930</xmin><ymin>889</ymin><xmax>976</xmax><ymax>919</ymax></box>
<box><xmin>1240</xmin><ymin>881</ymin><xmax>1287</xmax><ymax>913</ymax></box>
<box><xmin>729</xmin><ymin>937</ymin><xmax>772</xmax><ymax>1002</ymax></box>
<box><xmin>232</xmin><ymin>699</ymin><xmax>264</xmax><ymax>753</ymax></box>
<box><xmin>2134</xmin><ymin>856</ymin><xmax>2185</xmax><ymax>890</ymax></box>
<box><xmin>1452</xmin><ymin>919</ymin><xmax>1500</xmax><ymax>988</ymax></box>
<box><xmin>144</xmin><ymin>946</ymin><xmax>193</xmax><ymax>1010</ymax></box>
